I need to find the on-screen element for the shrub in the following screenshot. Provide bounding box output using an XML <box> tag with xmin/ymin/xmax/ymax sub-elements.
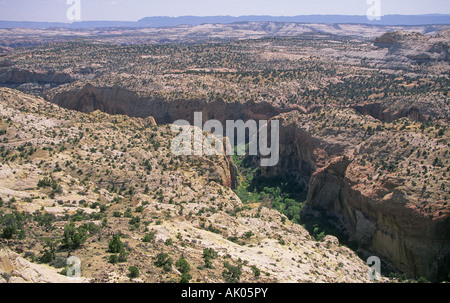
<box><xmin>176</xmin><ymin>258</ymin><xmax>191</xmax><ymax>283</ymax></box>
<box><xmin>135</xmin><ymin>206</ymin><xmax>144</xmax><ymax>213</ymax></box>
<box><xmin>50</xmin><ymin>256</ymin><xmax>67</xmax><ymax>269</ymax></box>
<box><xmin>251</xmin><ymin>265</ymin><xmax>261</xmax><ymax>278</ymax></box>
<box><xmin>243</xmin><ymin>231</ymin><xmax>254</xmax><ymax>239</ymax></box>
<box><xmin>39</xmin><ymin>238</ymin><xmax>58</xmax><ymax>264</ymax></box>
<box><xmin>129</xmin><ymin>216</ymin><xmax>141</xmax><ymax>228</ymax></box>
<box><xmin>124</xmin><ymin>209</ymin><xmax>133</xmax><ymax>218</ymax></box>
<box><xmin>155</xmin><ymin>252</ymin><xmax>173</xmax><ymax>272</ymax></box>
<box><xmin>109</xmin><ymin>254</ymin><xmax>119</xmax><ymax>264</ymax></box>
<box><xmin>417</xmin><ymin>277</ymin><xmax>429</xmax><ymax>283</ymax></box>
<box><xmin>1</xmin><ymin>225</ymin><xmax>16</xmax><ymax>239</ymax></box>
<box><xmin>142</xmin><ymin>230</ymin><xmax>156</xmax><ymax>243</ymax></box>
<box><xmin>62</xmin><ymin>222</ymin><xmax>87</xmax><ymax>250</ymax></box>
<box><xmin>108</xmin><ymin>235</ymin><xmax>124</xmax><ymax>253</ymax></box>
<box><xmin>80</xmin><ymin>222</ymin><xmax>101</xmax><ymax>235</ymax></box>
<box><xmin>128</xmin><ymin>266</ymin><xmax>139</xmax><ymax>279</ymax></box>
<box><xmin>222</xmin><ymin>261</ymin><xmax>242</xmax><ymax>283</ymax></box>
<box><xmin>118</xmin><ymin>250</ymin><xmax>128</xmax><ymax>263</ymax></box>
<box><xmin>37</xmin><ymin>177</ymin><xmax>53</xmax><ymax>188</ymax></box>
<box><xmin>203</xmin><ymin>248</ymin><xmax>218</xmax><ymax>269</ymax></box>
<box><xmin>180</xmin><ymin>272</ymin><xmax>192</xmax><ymax>283</ymax></box>
<box><xmin>33</xmin><ymin>211</ymin><xmax>55</xmax><ymax>231</ymax></box>
<box><xmin>176</xmin><ymin>257</ymin><xmax>190</xmax><ymax>274</ymax></box>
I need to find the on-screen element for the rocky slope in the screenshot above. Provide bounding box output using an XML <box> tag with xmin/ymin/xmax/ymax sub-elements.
<box><xmin>0</xmin><ymin>23</ymin><xmax>448</xmax><ymax>48</ymax></box>
<box><xmin>0</xmin><ymin>68</ymin><xmax>74</xmax><ymax>85</ymax></box>
<box><xmin>265</xmin><ymin>109</ymin><xmax>449</xmax><ymax>282</ymax></box>
<box><xmin>0</xmin><ymin>27</ymin><xmax>448</xmax><ymax>283</ymax></box>
<box><xmin>45</xmin><ymin>81</ymin><xmax>450</xmax><ymax>282</ymax></box>
<box><xmin>0</xmin><ymin>87</ymin><xmax>377</xmax><ymax>283</ymax></box>
<box><xmin>373</xmin><ymin>29</ymin><xmax>449</xmax><ymax>70</ymax></box>
<box><xmin>0</xmin><ymin>248</ymin><xmax>88</xmax><ymax>283</ymax></box>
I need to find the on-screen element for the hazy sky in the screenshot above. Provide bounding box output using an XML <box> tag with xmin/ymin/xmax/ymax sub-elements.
<box><xmin>0</xmin><ymin>0</ymin><xmax>449</xmax><ymax>22</ymax></box>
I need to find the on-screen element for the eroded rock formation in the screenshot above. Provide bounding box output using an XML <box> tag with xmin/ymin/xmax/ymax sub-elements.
<box><xmin>47</xmin><ymin>84</ymin><xmax>449</xmax><ymax>282</ymax></box>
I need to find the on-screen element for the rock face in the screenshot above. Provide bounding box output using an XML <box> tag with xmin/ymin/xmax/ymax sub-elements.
<box><xmin>351</xmin><ymin>102</ymin><xmax>425</xmax><ymax>122</ymax></box>
<box><xmin>373</xmin><ymin>30</ymin><xmax>449</xmax><ymax>68</ymax></box>
<box><xmin>260</xmin><ymin>114</ymin><xmax>320</xmax><ymax>188</ymax></box>
<box><xmin>48</xmin><ymin>84</ymin><xmax>290</xmax><ymax>126</ymax></box>
<box><xmin>0</xmin><ymin>68</ymin><xmax>74</xmax><ymax>85</ymax></box>
<box><xmin>0</xmin><ymin>249</ymin><xmax>88</xmax><ymax>283</ymax></box>
<box><xmin>306</xmin><ymin>155</ymin><xmax>450</xmax><ymax>282</ymax></box>
<box><xmin>0</xmin><ymin>87</ymin><xmax>379</xmax><ymax>283</ymax></box>
<box><xmin>256</xmin><ymin>109</ymin><xmax>449</xmax><ymax>282</ymax></box>
<box><xmin>271</xmin><ymin>114</ymin><xmax>449</xmax><ymax>282</ymax></box>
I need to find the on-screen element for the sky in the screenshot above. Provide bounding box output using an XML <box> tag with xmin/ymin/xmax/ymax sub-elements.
<box><xmin>0</xmin><ymin>0</ymin><xmax>449</xmax><ymax>22</ymax></box>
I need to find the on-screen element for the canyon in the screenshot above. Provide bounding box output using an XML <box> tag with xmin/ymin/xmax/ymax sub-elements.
<box><xmin>0</xmin><ymin>25</ymin><xmax>448</xmax><ymax>283</ymax></box>
<box><xmin>46</xmin><ymin>83</ymin><xmax>449</xmax><ymax>282</ymax></box>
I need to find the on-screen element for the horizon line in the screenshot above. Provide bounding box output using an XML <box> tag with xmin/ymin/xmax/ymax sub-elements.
<box><xmin>1</xmin><ymin>13</ymin><xmax>449</xmax><ymax>24</ymax></box>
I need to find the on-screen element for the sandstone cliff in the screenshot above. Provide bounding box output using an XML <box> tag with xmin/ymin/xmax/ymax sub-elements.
<box><xmin>0</xmin><ymin>68</ymin><xmax>74</xmax><ymax>85</ymax></box>
<box><xmin>0</xmin><ymin>87</ymin><xmax>378</xmax><ymax>283</ymax></box>
<box><xmin>271</xmin><ymin>110</ymin><xmax>450</xmax><ymax>282</ymax></box>
<box><xmin>48</xmin><ymin>84</ymin><xmax>290</xmax><ymax>125</ymax></box>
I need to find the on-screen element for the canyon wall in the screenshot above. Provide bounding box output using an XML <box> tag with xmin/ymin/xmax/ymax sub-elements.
<box><xmin>259</xmin><ymin>113</ymin><xmax>449</xmax><ymax>282</ymax></box>
<box><xmin>48</xmin><ymin>84</ymin><xmax>449</xmax><ymax>282</ymax></box>
<box><xmin>48</xmin><ymin>84</ymin><xmax>290</xmax><ymax>190</ymax></box>
<box><xmin>351</xmin><ymin>102</ymin><xmax>425</xmax><ymax>122</ymax></box>
<box><xmin>48</xmin><ymin>84</ymin><xmax>289</xmax><ymax>125</ymax></box>
<box><xmin>0</xmin><ymin>68</ymin><xmax>74</xmax><ymax>85</ymax></box>
<box><xmin>306</xmin><ymin>155</ymin><xmax>450</xmax><ymax>282</ymax></box>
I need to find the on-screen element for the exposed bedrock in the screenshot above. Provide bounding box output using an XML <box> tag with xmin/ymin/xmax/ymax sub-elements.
<box><xmin>48</xmin><ymin>84</ymin><xmax>290</xmax><ymax>125</ymax></box>
<box><xmin>306</xmin><ymin>155</ymin><xmax>450</xmax><ymax>282</ymax></box>
<box><xmin>0</xmin><ymin>68</ymin><xmax>74</xmax><ymax>85</ymax></box>
<box><xmin>259</xmin><ymin>114</ymin><xmax>449</xmax><ymax>282</ymax></box>
<box><xmin>351</xmin><ymin>102</ymin><xmax>425</xmax><ymax>122</ymax></box>
<box><xmin>49</xmin><ymin>84</ymin><xmax>449</xmax><ymax>281</ymax></box>
<box><xmin>49</xmin><ymin>84</ymin><xmax>287</xmax><ymax>190</ymax></box>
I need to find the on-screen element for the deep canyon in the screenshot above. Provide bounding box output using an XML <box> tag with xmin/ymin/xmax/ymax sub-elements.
<box><xmin>46</xmin><ymin>84</ymin><xmax>450</xmax><ymax>282</ymax></box>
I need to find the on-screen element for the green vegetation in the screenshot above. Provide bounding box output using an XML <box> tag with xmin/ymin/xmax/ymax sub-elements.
<box><xmin>62</xmin><ymin>222</ymin><xmax>88</xmax><ymax>250</ymax></box>
<box><xmin>142</xmin><ymin>230</ymin><xmax>157</xmax><ymax>243</ymax></box>
<box><xmin>232</xmin><ymin>154</ymin><xmax>357</xmax><ymax>246</ymax></box>
<box><xmin>203</xmin><ymin>248</ymin><xmax>218</xmax><ymax>269</ymax></box>
<box><xmin>108</xmin><ymin>234</ymin><xmax>124</xmax><ymax>253</ymax></box>
<box><xmin>175</xmin><ymin>257</ymin><xmax>191</xmax><ymax>283</ymax></box>
<box><xmin>37</xmin><ymin>176</ymin><xmax>63</xmax><ymax>198</ymax></box>
<box><xmin>39</xmin><ymin>238</ymin><xmax>58</xmax><ymax>264</ymax></box>
<box><xmin>0</xmin><ymin>30</ymin><xmax>448</xmax><ymax>283</ymax></box>
<box><xmin>222</xmin><ymin>261</ymin><xmax>242</xmax><ymax>283</ymax></box>
<box><xmin>233</xmin><ymin>152</ymin><xmax>305</xmax><ymax>224</ymax></box>
<box><xmin>128</xmin><ymin>266</ymin><xmax>139</xmax><ymax>279</ymax></box>
<box><xmin>251</xmin><ymin>265</ymin><xmax>261</xmax><ymax>278</ymax></box>
<box><xmin>0</xmin><ymin>211</ymin><xmax>27</xmax><ymax>240</ymax></box>
<box><xmin>155</xmin><ymin>252</ymin><xmax>173</xmax><ymax>272</ymax></box>
<box><xmin>107</xmin><ymin>234</ymin><xmax>128</xmax><ymax>263</ymax></box>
